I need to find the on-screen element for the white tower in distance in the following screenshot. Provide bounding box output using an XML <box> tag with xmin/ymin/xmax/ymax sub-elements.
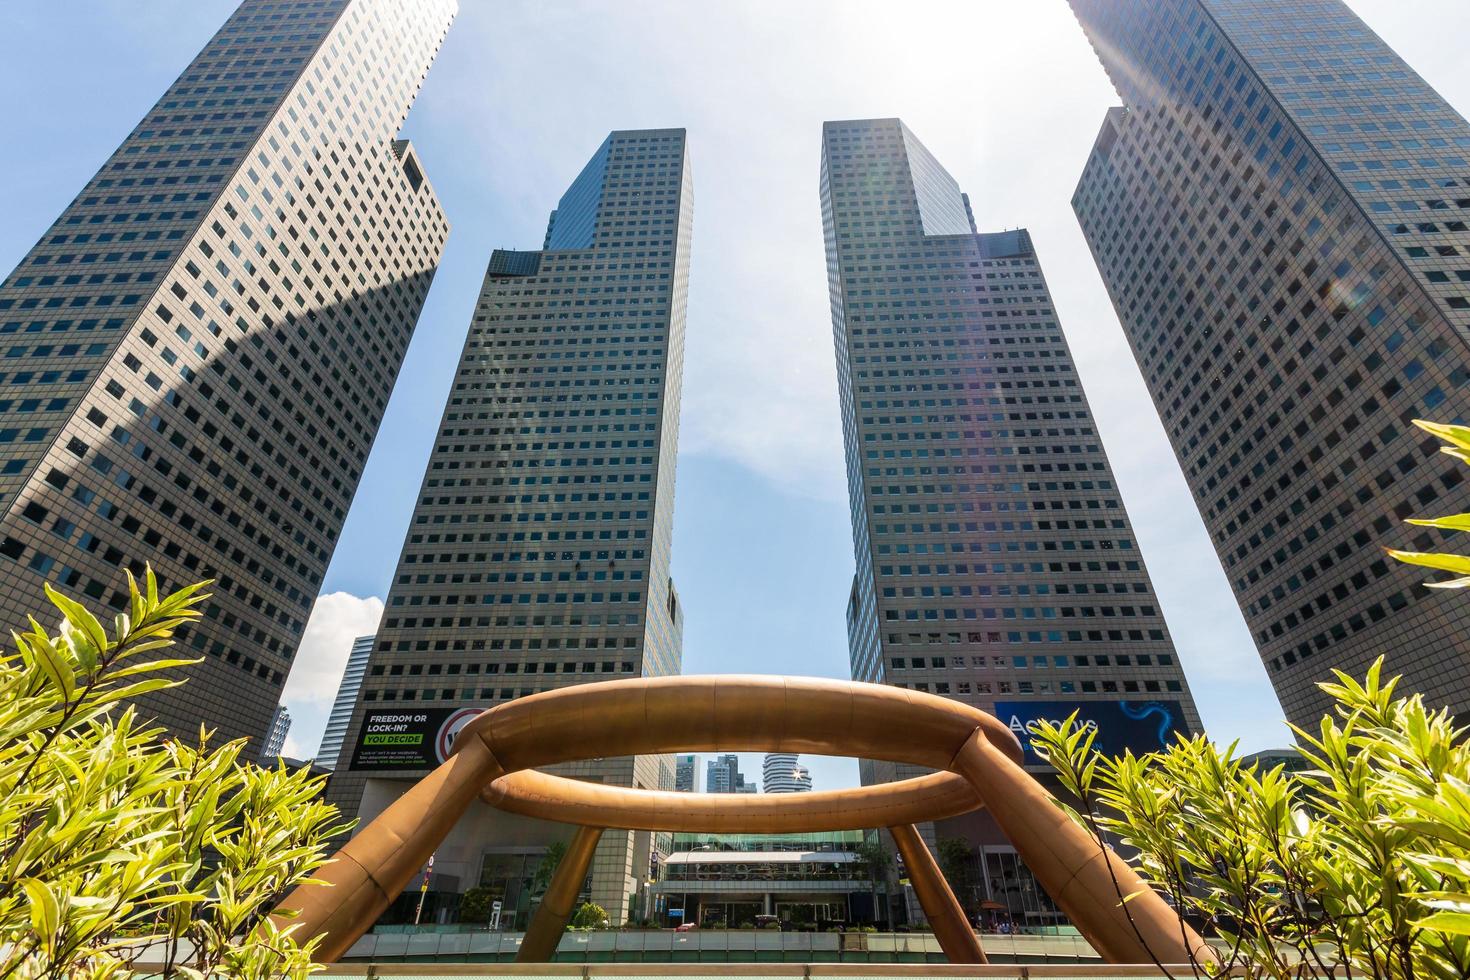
<box><xmin>762</xmin><ymin>752</ymin><xmax>812</xmax><ymax>793</ymax></box>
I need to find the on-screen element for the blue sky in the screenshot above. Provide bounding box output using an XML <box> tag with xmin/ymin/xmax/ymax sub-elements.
<box><xmin>3</xmin><ymin>0</ymin><xmax>1467</xmax><ymax>788</ymax></box>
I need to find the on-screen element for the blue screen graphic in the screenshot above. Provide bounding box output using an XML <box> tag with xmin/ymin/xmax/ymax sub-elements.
<box><xmin>993</xmin><ymin>699</ymin><xmax>1189</xmax><ymax>764</ymax></box>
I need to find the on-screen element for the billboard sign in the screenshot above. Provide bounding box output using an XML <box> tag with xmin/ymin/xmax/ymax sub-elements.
<box><xmin>350</xmin><ymin>706</ymin><xmax>484</xmax><ymax>770</ymax></box>
<box><xmin>993</xmin><ymin>699</ymin><xmax>1188</xmax><ymax>765</ymax></box>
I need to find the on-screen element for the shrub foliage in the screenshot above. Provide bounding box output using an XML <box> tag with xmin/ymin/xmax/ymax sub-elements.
<box><xmin>0</xmin><ymin>570</ymin><xmax>351</xmax><ymax>979</ymax></box>
<box><xmin>1389</xmin><ymin>419</ymin><xmax>1470</xmax><ymax>589</ymax></box>
<box><xmin>1031</xmin><ymin>660</ymin><xmax>1470</xmax><ymax>980</ymax></box>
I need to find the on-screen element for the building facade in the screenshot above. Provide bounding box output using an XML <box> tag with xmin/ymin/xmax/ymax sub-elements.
<box><xmin>821</xmin><ymin>117</ymin><xmax>1202</xmax><ymax>928</ymax></box>
<box><xmin>330</xmin><ymin>129</ymin><xmax>693</xmax><ymax>925</ymax></box>
<box><xmin>1069</xmin><ymin>0</ymin><xmax>1470</xmax><ymax>727</ymax></box>
<box><xmin>762</xmin><ymin>752</ymin><xmax>812</xmax><ymax>793</ymax></box>
<box><xmin>821</xmin><ymin>117</ymin><xmax>1200</xmax><ymax>746</ymax></box>
<box><xmin>261</xmin><ymin>703</ymin><xmax>291</xmax><ymax>760</ymax></box>
<box><xmin>317</xmin><ymin>633</ymin><xmax>374</xmax><ymax>769</ymax></box>
<box><xmin>674</xmin><ymin>753</ymin><xmax>698</xmax><ymax>792</ymax></box>
<box><xmin>651</xmin><ymin>832</ymin><xmax>871</xmax><ymax>930</ymax></box>
<box><xmin>706</xmin><ymin>752</ymin><xmax>752</xmax><ymax>793</ymax></box>
<box><xmin>0</xmin><ymin>0</ymin><xmax>453</xmax><ymax>745</ymax></box>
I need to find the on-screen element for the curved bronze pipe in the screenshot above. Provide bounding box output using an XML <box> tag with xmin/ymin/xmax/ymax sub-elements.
<box><xmin>271</xmin><ymin>675</ymin><xmax>1211</xmax><ymax>969</ymax></box>
<box><xmin>481</xmin><ymin>768</ymin><xmax>984</xmax><ymax>832</ymax></box>
<box><xmin>516</xmin><ymin>825</ymin><xmax>602</xmax><ymax>963</ymax></box>
<box><xmin>458</xmin><ymin>674</ymin><xmax>1025</xmax><ymax>773</ymax></box>
<box><xmin>890</xmin><ymin>824</ymin><xmax>986</xmax><ymax>964</ymax></box>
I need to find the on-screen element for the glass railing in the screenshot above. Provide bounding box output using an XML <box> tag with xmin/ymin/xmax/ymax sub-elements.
<box><xmin>333</xmin><ymin>929</ymin><xmax>1104</xmax><ymax>965</ymax></box>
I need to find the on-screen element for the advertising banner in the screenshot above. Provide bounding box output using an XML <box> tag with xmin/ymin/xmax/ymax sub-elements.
<box><xmin>993</xmin><ymin>699</ymin><xmax>1188</xmax><ymax>765</ymax></box>
<box><xmin>349</xmin><ymin>706</ymin><xmax>484</xmax><ymax>770</ymax></box>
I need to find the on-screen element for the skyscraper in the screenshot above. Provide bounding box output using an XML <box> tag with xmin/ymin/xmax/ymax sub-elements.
<box><xmin>0</xmin><ymin>0</ymin><xmax>454</xmax><ymax>746</ymax></box>
<box><xmin>822</xmin><ymin>118</ymin><xmax>1199</xmax><ymax>745</ymax></box>
<box><xmin>318</xmin><ymin>633</ymin><xmax>374</xmax><ymax>770</ymax></box>
<box><xmin>331</xmin><ymin>129</ymin><xmax>692</xmax><ymax>925</ymax></box>
<box><xmin>674</xmin><ymin>753</ymin><xmax>698</xmax><ymax>792</ymax></box>
<box><xmin>261</xmin><ymin>703</ymin><xmax>291</xmax><ymax>760</ymax></box>
<box><xmin>821</xmin><ymin>119</ymin><xmax>1201</xmax><ymax>925</ymax></box>
<box><xmin>762</xmin><ymin>752</ymin><xmax>812</xmax><ymax>793</ymax></box>
<box><xmin>1069</xmin><ymin>0</ymin><xmax>1470</xmax><ymax>728</ymax></box>
<box><xmin>705</xmin><ymin>753</ymin><xmax>741</xmax><ymax>793</ymax></box>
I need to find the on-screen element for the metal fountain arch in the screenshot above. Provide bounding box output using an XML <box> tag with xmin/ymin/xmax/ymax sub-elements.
<box><xmin>272</xmin><ymin>675</ymin><xmax>1211</xmax><ymax>965</ymax></box>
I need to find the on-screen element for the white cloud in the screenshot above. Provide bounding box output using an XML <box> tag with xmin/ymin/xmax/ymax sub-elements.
<box><xmin>279</xmin><ymin>592</ymin><xmax>384</xmax><ymax>761</ymax></box>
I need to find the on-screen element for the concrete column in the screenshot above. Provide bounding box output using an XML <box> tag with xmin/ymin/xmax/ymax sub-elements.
<box><xmin>516</xmin><ymin>826</ymin><xmax>604</xmax><ymax>963</ymax></box>
<box><xmin>271</xmin><ymin>735</ymin><xmax>504</xmax><ymax>963</ymax></box>
<box><xmin>951</xmin><ymin>728</ymin><xmax>1213</xmax><ymax>965</ymax></box>
<box><xmin>888</xmin><ymin>823</ymin><xmax>987</xmax><ymax>964</ymax></box>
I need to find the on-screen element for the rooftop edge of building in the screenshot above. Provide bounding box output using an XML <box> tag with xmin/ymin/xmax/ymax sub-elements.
<box><xmin>607</xmin><ymin>127</ymin><xmax>687</xmax><ymax>139</ymax></box>
<box><xmin>389</xmin><ymin>138</ymin><xmax>447</xmax><ymax>225</ymax></box>
<box><xmin>822</xmin><ymin>117</ymin><xmax>904</xmax><ymax>130</ymax></box>
<box><xmin>1070</xmin><ymin>107</ymin><xmax>1129</xmax><ymax>205</ymax></box>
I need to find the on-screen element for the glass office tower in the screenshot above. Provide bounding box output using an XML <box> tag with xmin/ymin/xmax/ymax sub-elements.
<box><xmin>331</xmin><ymin>129</ymin><xmax>691</xmax><ymax>926</ymax></box>
<box><xmin>0</xmin><ymin>0</ymin><xmax>453</xmax><ymax>745</ymax></box>
<box><xmin>1070</xmin><ymin>0</ymin><xmax>1470</xmax><ymax>728</ymax></box>
<box><xmin>822</xmin><ymin>117</ymin><xmax>1201</xmax><ymax>928</ymax></box>
<box><xmin>822</xmin><ymin>118</ymin><xmax>1199</xmax><ymax>739</ymax></box>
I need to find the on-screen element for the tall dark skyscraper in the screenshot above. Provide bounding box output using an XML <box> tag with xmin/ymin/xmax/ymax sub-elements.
<box><xmin>0</xmin><ymin>0</ymin><xmax>453</xmax><ymax>744</ymax></box>
<box><xmin>822</xmin><ymin>117</ymin><xmax>1201</xmax><ymax>926</ymax></box>
<box><xmin>1070</xmin><ymin>0</ymin><xmax>1470</xmax><ymax>728</ymax></box>
<box><xmin>331</xmin><ymin>129</ymin><xmax>691</xmax><ymax>925</ymax></box>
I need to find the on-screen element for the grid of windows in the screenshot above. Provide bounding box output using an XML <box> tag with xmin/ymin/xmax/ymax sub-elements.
<box><xmin>1070</xmin><ymin>0</ymin><xmax>1470</xmax><ymax>728</ymax></box>
<box><xmin>331</xmin><ymin>129</ymin><xmax>693</xmax><ymax>926</ymax></box>
<box><xmin>0</xmin><ymin>0</ymin><xmax>454</xmax><ymax>744</ymax></box>
<box><xmin>821</xmin><ymin>118</ymin><xmax>1201</xmax><ymax>742</ymax></box>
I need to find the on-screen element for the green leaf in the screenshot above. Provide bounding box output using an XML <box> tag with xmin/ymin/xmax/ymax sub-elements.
<box><xmin>44</xmin><ymin>582</ymin><xmax>108</xmax><ymax>660</ymax></box>
<box><xmin>89</xmin><ymin>676</ymin><xmax>181</xmax><ymax>706</ymax></box>
<box><xmin>24</xmin><ymin>624</ymin><xmax>74</xmax><ymax>702</ymax></box>
<box><xmin>1415</xmin><ymin>418</ymin><xmax>1470</xmax><ymax>454</ymax></box>
<box><xmin>105</xmin><ymin>657</ymin><xmax>204</xmax><ymax>681</ymax></box>
<box><xmin>22</xmin><ymin>878</ymin><xmax>61</xmax><ymax>949</ymax></box>
<box><xmin>1418</xmin><ymin>910</ymin><xmax>1470</xmax><ymax>935</ymax></box>
<box><xmin>1406</xmin><ymin>513</ymin><xmax>1470</xmax><ymax>533</ymax></box>
<box><xmin>1388</xmin><ymin>549</ymin><xmax>1470</xmax><ymax>576</ymax></box>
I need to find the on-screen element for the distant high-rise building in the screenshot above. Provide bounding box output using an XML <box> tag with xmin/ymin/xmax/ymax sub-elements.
<box><xmin>317</xmin><ymin>634</ymin><xmax>374</xmax><ymax>770</ymax></box>
<box><xmin>762</xmin><ymin>752</ymin><xmax>812</xmax><ymax>793</ymax></box>
<box><xmin>0</xmin><ymin>0</ymin><xmax>454</xmax><ymax>747</ymax></box>
<box><xmin>261</xmin><ymin>703</ymin><xmax>291</xmax><ymax>760</ymax></box>
<box><xmin>705</xmin><ymin>753</ymin><xmax>739</xmax><ymax>793</ymax></box>
<box><xmin>674</xmin><ymin>753</ymin><xmax>698</xmax><ymax>792</ymax></box>
<box><xmin>706</xmin><ymin>753</ymin><xmax>754</xmax><ymax>793</ymax></box>
<box><xmin>1069</xmin><ymin>0</ymin><xmax>1470</xmax><ymax>728</ymax></box>
<box><xmin>331</xmin><ymin>129</ymin><xmax>692</xmax><ymax>925</ymax></box>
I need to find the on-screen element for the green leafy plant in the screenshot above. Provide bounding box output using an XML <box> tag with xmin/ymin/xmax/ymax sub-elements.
<box><xmin>0</xmin><ymin>570</ymin><xmax>352</xmax><ymax>979</ymax></box>
<box><xmin>856</xmin><ymin>835</ymin><xmax>892</xmax><ymax>928</ymax></box>
<box><xmin>1389</xmin><ymin>419</ymin><xmax>1470</xmax><ymax>588</ymax></box>
<box><xmin>457</xmin><ymin>886</ymin><xmax>496</xmax><ymax>925</ymax></box>
<box><xmin>531</xmin><ymin>839</ymin><xmax>567</xmax><ymax>895</ymax></box>
<box><xmin>1030</xmin><ymin>658</ymin><xmax>1470</xmax><ymax>980</ymax></box>
<box><xmin>569</xmin><ymin>901</ymin><xmax>608</xmax><ymax>930</ymax></box>
<box><xmin>937</xmin><ymin>837</ymin><xmax>978</xmax><ymax>917</ymax></box>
